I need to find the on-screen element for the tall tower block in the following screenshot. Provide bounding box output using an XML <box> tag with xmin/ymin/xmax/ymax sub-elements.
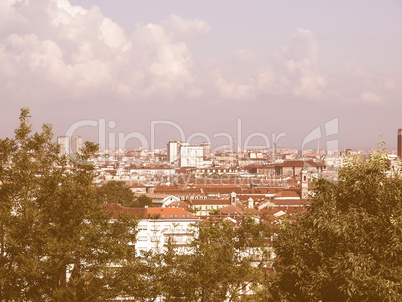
<box><xmin>301</xmin><ymin>169</ymin><xmax>309</xmax><ymax>199</ymax></box>
<box><xmin>57</xmin><ymin>136</ymin><xmax>82</xmax><ymax>155</ymax></box>
<box><xmin>398</xmin><ymin>129</ymin><xmax>402</xmax><ymax>158</ymax></box>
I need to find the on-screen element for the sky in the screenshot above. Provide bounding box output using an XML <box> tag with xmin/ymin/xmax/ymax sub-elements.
<box><xmin>1</xmin><ymin>0</ymin><xmax>402</xmax><ymax>151</ymax></box>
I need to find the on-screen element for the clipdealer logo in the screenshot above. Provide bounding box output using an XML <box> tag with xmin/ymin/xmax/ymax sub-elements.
<box><xmin>64</xmin><ymin>117</ymin><xmax>338</xmax><ymax>165</ymax></box>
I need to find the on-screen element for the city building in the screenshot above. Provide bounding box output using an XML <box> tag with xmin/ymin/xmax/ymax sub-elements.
<box><xmin>167</xmin><ymin>141</ymin><xmax>182</xmax><ymax>165</ymax></box>
<box><xmin>398</xmin><ymin>129</ymin><xmax>402</xmax><ymax>158</ymax></box>
<box><xmin>167</xmin><ymin>141</ymin><xmax>204</xmax><ymax>168</ymax></box>
<box><xmin>301</xmin><ymin>169</ymin><xmax>309</xmax><ymax>199</ymax></box>
<box><xmin>167</xmin><ymin>141</ymin><xmax>196</xmax><ymax>166</ymax></box>
<box><xmin>179</xmin><ymin>145</ymin><xmax>204</xmax><ymax>168</ymax></box>
<box><xmin>107</xmin><ymin>204</ymin><xmax>198</xmax><ymax>254</ymax></box>
<box><xmin>57</xmin><ymin>135</ymin><xmax>83</xmax><ymax>155</ymax></box>
<box><xmin>274</xmin><ymin>160</ymin><xmax>325</xmax><ymax>177</ymax></box>
<box><xmin>200</xmin><ymin>142</ymin><xmax>211</xmax><ymax>159</ymax></box>
<box><xmin>191</xmin><ymin>192</ymin><xmax>237</xmax><ymax>216</ymax></box>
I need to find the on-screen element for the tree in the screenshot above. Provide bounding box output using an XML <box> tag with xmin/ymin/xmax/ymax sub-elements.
<box><xmin>209</xmin><ymin>208</ymin><xmax>222</xmax><ymax>215</ymax></box>
<box><xmin>156</xmin><ymin>218</ymin><xmax>272</xmax><ymax>301</ymax></box>
<box><xmin>96</xmin><ymin>180</ymin><xmax>136</xmax><ymax>207</ymax></box>
<box><xmin>118</xmin><ymin>249</ymin><xmax>164</xmax><ymax>302</ymax></box>
<box><xmin>116</xmin><ymin>216</ymin><xmax>272</xmax><ymax>301</ymax></box>
<box><xmin>190</xmin><ymin>217</ymin><xmax>272</xmax><ymax>301</ymax></box>
<box><xmin>136</xmin><ymin>194</ymin><xmax>153</xmax><ymax>208</ymax></box>
<box><xmin>268</xmin><ymin>150</ymin><xmax>402</xmax><ymax>301</ymax></box>
<box><xmin>96</xmin><ymin>182</ymin><xmax>154</xmax><ymax>208</ymax></box>
<box><xmin>0</xmin><ymin>108</ymin><xmax>139</xmax><ymax>301</ymax></box>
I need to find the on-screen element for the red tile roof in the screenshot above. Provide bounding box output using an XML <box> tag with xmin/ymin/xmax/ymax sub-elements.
<box><xmin>275</xmin><ymin>160</ymin><xmax>325</xmax><ymax>168</ymax></box>
<box><xmin>238</xmin><ymin>194</ymin><xmax>266</xmax><ymax>201</ymax></box>
<box><xmin>243</xmin><ymin>208</ymin><xmax>263</xmax><ymax>215</ymax></box>
<box><xmin>220</xmin><ymin>205</ymin><xmax>244</xmax><ymax>215</ymax></box>
<box><xmin>272</xmin><ymin>199</ymin><xmax>310</xmax><ymax>206</ymax></box>
<box><xmin>168</xmin><ymin>200</ymin><xmax>190</xmax><ymax>209</ymax></box>
<box><xmin>146</xmin><ymin>207</ymin><xmax>198</xmax><ymax>219</ymax></box>
<box><xmin>106</xmin><ymin>204</ymin><xmax>197</xmax><ymax>219</ymax></box>
<box><xmin>273</xmin><ymin>191</ymin><xmax>300</xmax><ymax>198</ymax></box>
<box><xmin>242</xmin><ymin>187</ymin><xmax>281</xmax><ymax>194</ymax></box>
<box><xmin>201</xmin><ymin>187</ymin><xmax>242</xmax><ymax>194</ymax></box>
<box><xmin>191</xmin><ymin>199</ymin><xmax>232</xmax><ymax>206</ymax></box>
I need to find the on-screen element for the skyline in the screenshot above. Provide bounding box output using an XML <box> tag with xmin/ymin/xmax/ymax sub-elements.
<box><xmin>1</xmin><ymin>0</ymin><xmax>402</xmax><ymax>150</ymax></box>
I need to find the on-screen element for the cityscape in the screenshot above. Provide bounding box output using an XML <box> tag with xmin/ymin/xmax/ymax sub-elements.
<box><xmin>1</xmin><ymin>0</ymin><xmax>401</xmax><ymax>301</ymax></box>
<box><xmin>55</xmin><ymin>130</ymin><xmax>401</xmax><ymax>264</ymax></box>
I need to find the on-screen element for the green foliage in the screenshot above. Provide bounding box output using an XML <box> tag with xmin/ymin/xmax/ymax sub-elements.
<box><xmin>187</xmin><ymin>206</ymin><xmax>197</xmax><ymax>214</ymax></box>
<box><xmin>96</xmin><ymin>180</ymin><xmax>135</xmax><ymax>207</ymax></box>
<box><xmin>96</xmin><ymin>182</ymin><xmax>153</xmax><ymax>208</ymax></box>
<box><xmin>121</xmin><ymin>218</ymin><xmax>273</xmax><ymax>301</ymax></box>
<box><xmin>268</xmin><ymin>150</ymin><xmax>402</xmax><ymax>301</ymax></box>
<box><xmin>0</xmin><ymin>108</ymin><xmax>139</xmax><ymax>301</ymax></box>
<box><xmin>209</xmin><ymin>208</ymin><xmax>222</xmax><ymax>215</ymax></box>
<box><xmin>136</xmin><ymin>194</ymin><xmax>153</xmax><ymax>208</ymax></box>
<box><xmin>187</xmin><ymin>218</ymin><xmax>272</xmax><ymax>301</ymax></box>
<box><xmin>118</xmin><ymin>250</ymin><xmax>164</xmax><ymax>301</ymax></box>
<box><xmin>0</xmin><ymin>109</ymin><xmax>276</xmax><ymax>301</ymax></box>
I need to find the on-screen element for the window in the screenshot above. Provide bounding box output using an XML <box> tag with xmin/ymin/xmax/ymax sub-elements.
<box><xmin>138</xmin><ymin>225</ymin><xmax>147</xmax><ymax>231</ymax></box>
<box><xmin>138</xmin><ymin>236</ymin><xmax>147</xmax><ymax>242</ymax></box>
<box><xmin>175</xmin><ymin>236</ymin><xmax>183</xmax><ymax>243</ymax></box>
<box><xmin>151</xmin><ymin>224</ymin><xmax>161</xmax><ymax>231</ymax></box>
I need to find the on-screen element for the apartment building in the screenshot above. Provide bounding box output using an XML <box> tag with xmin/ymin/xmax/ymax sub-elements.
<box><xmin>107</xmin><ymin>204</ymin><xmax>199</xmax><ymax>254</ymax></box>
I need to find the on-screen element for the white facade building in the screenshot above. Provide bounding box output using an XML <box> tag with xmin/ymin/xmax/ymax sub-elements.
<box><xmin>57</xmin><ymin>135</ymin><xmax>83</xmax><ymax>155</ymax></box>
<box><xmin>179</xmin><ymin>145</ymin><xmax>204</xmax><ymax>168</ymax></box>
<box><xmin>107</xmin><ymin>205</ymin><xmax>198</xmax><ymax>254</ymax></box>
<box><xmin>167</xmin><ymin>141</ymin><xmax>204</xmax><ymax>168</ymax></box>
<box><xmin>167</xmin><ymin>141</ymin><xmax>184</xmax><ymax>166</ymax></box>
<box><xmin>129</xmin><ymin>167</ymin><xmax>175</xmax><ymax>176</ymax></box>
<box><xmin>200</xmin><ymin>142</ymin><xmax>211</xmax><ymax>159</ymax></box>
<box><xmin>137</xmin><ymin>207</ymin><xmax>199</xmax><ymax>254</ymax></box>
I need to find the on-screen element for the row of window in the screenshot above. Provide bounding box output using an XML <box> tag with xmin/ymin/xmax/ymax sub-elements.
<box><xmin>138</xmin><ymin>225</ymin><xmax>192</xmax><ymax>232</ymax></box>
<box><xmin>160</xmin><ymin>214</ymin><xmax>192</xmax><ymax>219</ymax></box>
<box><xmin>137</xmin><ymin>235</ymin><xmax>188</xmax><ymax>243</ymax></box>
<box><xmin>198</xmin><ymin>205</ymin><xmax>223</xmax><ymax>210</ymax></box>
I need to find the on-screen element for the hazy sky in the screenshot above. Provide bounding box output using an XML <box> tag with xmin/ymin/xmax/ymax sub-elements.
<box><xmin>1</xmin><ymin>0</ymin><xmax>402</xmax><ymax>150</ymax></box>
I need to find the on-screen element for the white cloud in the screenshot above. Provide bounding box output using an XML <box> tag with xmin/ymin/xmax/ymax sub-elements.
<box><xmin>213</xmin><ymin>27</ymin><xmax>327</xmax><ymax>100</ymax></box>
<box><xmin>0</xmin><ymin>0</ymin><xmax>16</xmax><ymax>15</ymax></box>
<box><xmin>0</xmin><ymin>1</ymin><xmax>399</xmax><ymax>107</ymax></box>
<box><xmin>163</xmin><ymin>14</ymin><xmax>211</xmax><ymax>39</ymax></box>
<box><xmin>292</xmin><ymin>73</ymin><xmax>327</xmax><ymax>99</ymax></box>
<box><xmin>99</xmin><ymin>18</ymin><xmax>131</xmax><ymax>51</ymax></box>
<box><xmin>215</xmin><ymin>73</ymin><xmax>255</xmax><ymax>101</ymax></box>
<box><xmin>128</xmin><ymin>23</ymin><xmax>195</xmax><ymax>99</ymax></box>
<box><xmin>0</xmin><ymin>0</ymin><xmax>199</xmax><ymax>103</ymax></box>
<box><xmin>384</xmin><ymin>79</ymin><xmax>396</xmax><ymax>90</ymax></box>
<box><xmin>285</xmin><ymin>29</ymin><xmax>327</xmax><ymax>98</ymax></box>
<box><xmin>361</xmin><ymin>91</ymin><xmax>382</xmax><ymax>103</ymax></box>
